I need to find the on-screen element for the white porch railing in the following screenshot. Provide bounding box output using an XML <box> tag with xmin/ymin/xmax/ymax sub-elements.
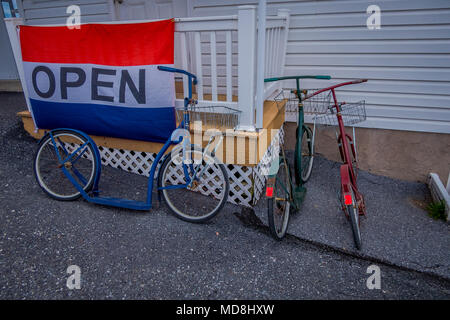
<box><xmin>5</xmin><ymin>6</ymin><xmax>290</xmax><ymax>131</ymax></box>
<box><xmin>174</xmin><ymin>6</ymin><xmax>290</xmax><ymax>130</ymax></box>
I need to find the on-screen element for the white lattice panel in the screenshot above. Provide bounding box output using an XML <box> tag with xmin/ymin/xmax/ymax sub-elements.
<box><xmin>252</xmin><ymin>125</ymin><xmax>285</xmax><ymax>205</ymax></box>
<box><xmin>161</xmin><ymin>157</ymin><xmax>227</xmax><ymax>201</ymax></box>
<box><xmin>98</xmin><ymin>146</ymin><xmax>161</xmax><ymax>177</ymax></box>
<box><xmin>62</xmin><ymin>127</ymin><xmax>284</xmax><ymax>207</ymax></box>
<box><xmin>226</xmin><ymin>164</ymin><xmax>253</xmax><ymax>206</ymax></box>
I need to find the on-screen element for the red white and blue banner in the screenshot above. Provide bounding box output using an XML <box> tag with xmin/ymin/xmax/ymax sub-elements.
<box><xmin>19</xmin><ymin>19</ymin><xmax>176</xmax><ymax>142</ymax></box>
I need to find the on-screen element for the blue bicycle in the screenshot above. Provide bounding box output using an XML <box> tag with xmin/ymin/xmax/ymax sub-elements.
<box><xmin>33</xmin><ymin>67</ymin><xmax>229</xmax><ymax>223</ymax></box>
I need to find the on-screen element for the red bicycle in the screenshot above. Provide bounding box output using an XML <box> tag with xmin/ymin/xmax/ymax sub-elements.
<box><xmin>303</xmin><ymin>79</ymin><xmax>368</xmax><ymax>249</ymax></box>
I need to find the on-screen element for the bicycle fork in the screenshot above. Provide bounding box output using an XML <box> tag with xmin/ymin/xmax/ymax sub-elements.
<box><xmin>186</xmin><ymin>133</ymin><xmax>224</xmax><ymax>189</ymax></box>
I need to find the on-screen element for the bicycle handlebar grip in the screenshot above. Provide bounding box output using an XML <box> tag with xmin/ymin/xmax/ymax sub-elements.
<box><xmin>157</xmin><ymin>66</ymin><xmax>198</xmax><ymax>85</ymax></box>
<box><xmin>353</xmin><ymin>79</ymin><xmax>368</xmax><ymax>84</ymax></box>
<box><xmin>264</xmin><ymin>75</ymin><xmax>331</xmax><ymax>82</ymax></box>
<box><xmin>264</xmin><ymin>77</ymin><xmax>279</xmax><ymax>83</ymax></box>
<box><xmin>315</xmin><ymin>75</ymin><xmax>331</xmax><ymax>80</ymax></box>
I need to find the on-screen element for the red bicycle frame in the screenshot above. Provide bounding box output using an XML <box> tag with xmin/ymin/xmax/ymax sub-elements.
<box><xmin>305</xmin><ymin>79</ymin><xmax>368</xmax><ymax>215</ymax></box>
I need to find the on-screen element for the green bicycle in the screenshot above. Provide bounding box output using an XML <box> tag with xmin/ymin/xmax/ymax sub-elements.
<box><xmin>264</xmin><ymin>75</ymin><xmax>331</xmax><ymax>240</ymax></box>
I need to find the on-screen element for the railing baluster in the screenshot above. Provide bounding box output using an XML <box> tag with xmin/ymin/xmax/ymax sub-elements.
<box><xmin>270</xmin><ymin>28</ymin><xmax>275</xmax><ymax>77</ymax></box>
<box><xmin>269</xmin><ymin>28</ymin><xmax>275</xmax><ymax>77</ymax></box>
<box><xmin>194</xmin><ymin>31</ymin><xmax>204</xmax><ymax>100</ymax></box>
<box><xmin>265</xmin><ymin>28</ymin><xmax>270</xmax><ymax>77</ymax></box>
<box><xmin>274</xmin><ymin>27</ymin><xmax>281</xmax><ymax>76</ymax></box>
<box><xmin>180</xmin><ymin>32</ymin><xmax>189</xmax><ymax>97</ymax></box>
<box><xmin>210</xmin><ymin>31</ymin><xmax>218</xmax><ymax>101</ymax></box>
<box><xmin>226</xmin><ymin>31</ymin><xmax>232</xmax><ymax>102</ymax></box>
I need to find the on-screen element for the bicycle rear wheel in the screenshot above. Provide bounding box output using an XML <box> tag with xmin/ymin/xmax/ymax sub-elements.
<box><xmin>267</xmin><ymin>159</ymin><xmax>291</xmax><ymax>240</ymax></box>
<box><xmin>158</xmin><ymin>145</ymin><xmax>229</xmax><ymax>223</ymax></box>
<box><xmin>34</xmin><ymin>130</ymin><xmax>98</xmax><ymax>201</ymax></box>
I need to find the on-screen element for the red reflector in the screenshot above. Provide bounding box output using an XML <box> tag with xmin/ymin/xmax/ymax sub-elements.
<box><xmin>266</xmin><ymin>187</ymin><xmax>274</xmax><ymax>197</ymax></box>
<box><xmin>344</xmin><ymin>194</ymin><xmax>352</xmax><ymax>205</ymax></box>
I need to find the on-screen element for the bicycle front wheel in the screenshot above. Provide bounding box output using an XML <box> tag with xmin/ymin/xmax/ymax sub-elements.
<box><xmin>300</xmin><ymin>126</ymin><xmax>314</xmax><ymax>182</ymax></box>
<box><xmin>346</xmin><ymin>188</ymin><xmax>362</xmax><ymax>250</ymax></box>
<box><xmin>268</xmin><ymin>159</ymin><xmax>291</xmax><ymax>240</ymax></box>
<box><xmin>34</xmin><ymin>130</ymin><xmax>98</xmax><ymax>201</ymax></box>
<box><xmin>158</xmin><ymin>145</ymin><xmax>229</xmax><ymax>223</ymax></box>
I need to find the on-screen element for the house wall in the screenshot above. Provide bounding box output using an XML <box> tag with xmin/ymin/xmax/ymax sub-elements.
<box><xmin>19</xmin><ymin>0</ymin><xmax>113</xmax><ymax>25</ymax></box>
<box><xmin>190</xmin><ymin>0</ymin><xmax>450</xmax><ymax>135</ymax></box>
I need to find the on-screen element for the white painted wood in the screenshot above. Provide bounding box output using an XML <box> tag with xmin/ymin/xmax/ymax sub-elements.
<box><xmin>428</xmin><ymin>173</ymin><xmax>450</xmax><ymax>221</ymax></box>
<box><xmin>226</xmin><ymin>30</ymin><xmax>232</xmax><ymax>102</ymax></box>
<box><xmin>174</xmin><ymin>15</ymin><xmax>240</xmax><ymax>111</ymax></box>
<box><xmin>175</xmin><ymin>16</ymin><xmax>238</xmax><ymax>32</ymax></box>
<box><xmin>261</xmin><ymin>10</ymin><xmax>289</xmax><ymax>102</ymax></box>
<box><xmin>277</xmin><ymin>8</ymin><xmax>289</xmax><ymax>76</ymax></box>
<box><xmin>255</xmin><ymin>0</ymin><xmax>266</xmax><ymax>129</ymax></box>
<box><xmin>236</xmin><ymin>5</ymin><xmax>257</xmax><ymax>131</ymax></box>
<box><xmin>177</xmin><ymin>32</ymin><xmax>189</xmax><ymax>97</ymax></box>
<box><xmin>4</xmin><ymin>18</ymin><xmax>34</xmax><ymax>124</ymax></box>
<box><xmin>447</xmin><ymin>172</ymin><xmax>450</xmax><ymax>194</ymax></box>
<box><xmin>175</xmin><ymin>99</ymin><xmax>238</xmax><ymax>109</ymax></box>
<box><xmin>210</xmin><ymin>31</ymin><xmax>218</xmax><ymax>101</ymax></box>
<box><xmin>194</xmin><ymin>31</ymin><xmax>204</xmax><ymax>100</ymax></box>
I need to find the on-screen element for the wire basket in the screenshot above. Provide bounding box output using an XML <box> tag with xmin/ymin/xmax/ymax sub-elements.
<box><xmin>314</xmin><ymin>101</ymin><xmax>366</xmax><ymax>127</ymax></box>
<box><xmin>274</xmin><ymin>89</ymin><xmax>332</xmax><ymax>115</ymax></box>
<box><xmin>176</xmin><ymin>105</ymin><xmax>241</xmax><ymax>129</ymax></box>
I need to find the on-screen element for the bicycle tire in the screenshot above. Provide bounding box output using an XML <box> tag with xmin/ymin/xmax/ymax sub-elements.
<box><xmin>158</xmin><ymin>145</ymin><xmax>229</xmax><ymax>223</ymax></box>
<box><xmin>34</xmin><ymin>129</ymin><xmax>98</xmax><ymax>201</ymax></box>
<box><xmin>347</xmin><ymin>188</ymin><xmax>362</xmax><ymax>250</ymax></box>
<box><xmin>300</xmin><ymin>126</ymin><xmax>314</xmax><ymax>183</ymax></box>
<box><xmin>268</xmin><ymin>159</ymin><xmax>291</xmax><ymax>240</ymax></box>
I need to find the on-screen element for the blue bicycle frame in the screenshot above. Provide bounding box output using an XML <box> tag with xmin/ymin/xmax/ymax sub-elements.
<box><xmin>42</xmin><ymin>66</ymin><xmax>199</xmax><ymax>211</ymax></box>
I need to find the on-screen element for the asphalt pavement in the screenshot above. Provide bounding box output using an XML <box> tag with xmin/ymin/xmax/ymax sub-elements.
<box><xmin>0</xmin><ymin>92</ymin><xmax>449</xmax><ymax>299</ymax></box>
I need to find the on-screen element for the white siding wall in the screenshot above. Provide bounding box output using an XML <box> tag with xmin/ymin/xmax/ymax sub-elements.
<box><xmin>191</xmin><ymin>0</ymin><xmax>450</xmax><ymax>134</ymax></box>
<box><xmin>20</xmin><ymin>0</ymin><xmax>112</xmax><ymax>25</ymax></box>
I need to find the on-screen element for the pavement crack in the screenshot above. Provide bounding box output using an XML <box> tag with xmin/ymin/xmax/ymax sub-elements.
<box><xmin>234</xmin><ymin>207</ymin><xmax>450</xmax><ymax>284</ymax></box>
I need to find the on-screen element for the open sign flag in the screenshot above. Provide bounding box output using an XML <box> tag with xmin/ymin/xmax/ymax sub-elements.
<box><xmin>19</xmin><ymin>19</ymin><xmax>175</xmax><ymax>142</ymax></box>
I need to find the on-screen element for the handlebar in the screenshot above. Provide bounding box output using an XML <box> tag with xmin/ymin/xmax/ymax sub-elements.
<box><xmin>264</xmin><ymin>75</ymin><xmax>331</xmax><ymax>82</ymax></box>
<box><xmin>158</xmin><ymin>66</ymin><xmax>198</xmax><ymax>100</ymax></box>
<box><xmin>157</xmin><ymin>66</ymin><xmax>198</xmax><ymax>85</ymax></box>
<box><xmin>351</xmin><ymin>79</ymin><xmax>368</xmax><ymax>84</ymax></box>
<box><xmin>265</xmin><ymin>75</ymin><xmax>331</xmax><ymax>102</ymax></box>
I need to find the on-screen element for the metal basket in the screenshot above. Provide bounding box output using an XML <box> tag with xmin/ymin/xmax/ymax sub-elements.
<box><xmin>314</xmin><ymin>101</ymin><xmax>366</xmax><ymax>127</ymax></box>
<box><xmin>274</xmin><ymin>89</ymin><xmax>332</xmax><ymax>115</ymax></box>
<box><xmin>302</xmin><ymin>89</ymin><xmax>333</xmax><ymax>114</ymax></box>
<box><xmin>176</xmin><ymin>105</ymin><xmax>241</xmax><ymax>129</ymax></box>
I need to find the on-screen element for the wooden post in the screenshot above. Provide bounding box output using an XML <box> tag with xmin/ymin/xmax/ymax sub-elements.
<box><xmin>255</xmin><ymin>0</ymin><xmax>266</xmax><ymax>129</ymax></box>
<box><xmin>236</xmin><ymin>5</ymin><xmax>256</xmax><ymax>132</ymax></box>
